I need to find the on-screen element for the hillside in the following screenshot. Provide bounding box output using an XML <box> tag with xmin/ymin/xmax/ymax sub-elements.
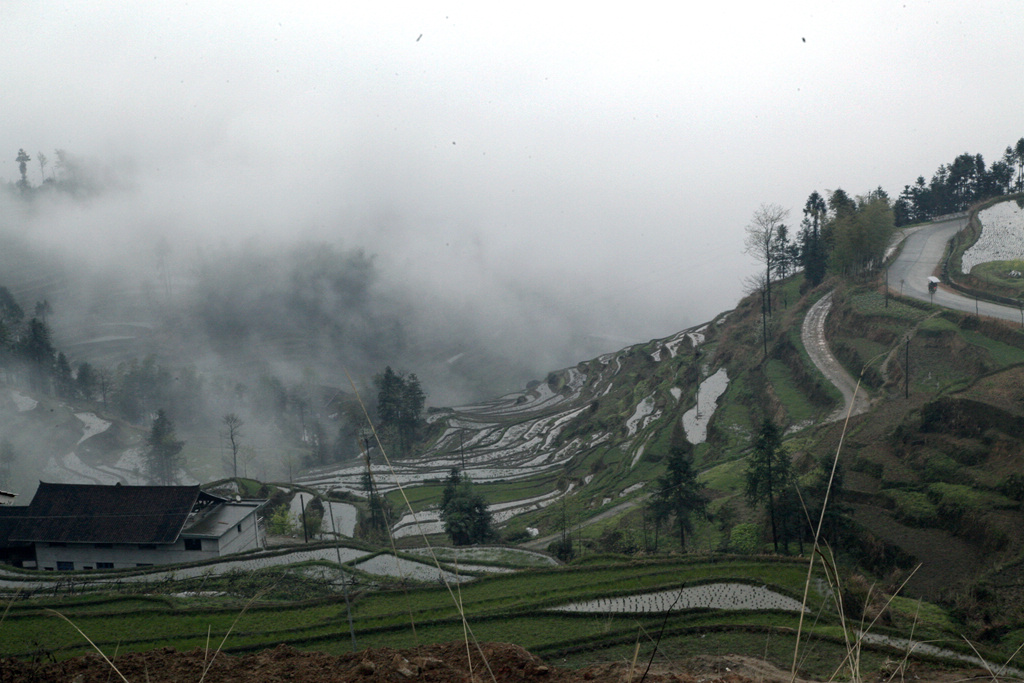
<box><xmin>271</xmin><ymin>270</ymin><xmax>1024</xmax><ymax>637</ymax></box>
<box><xmin>293</xmin><ymin>204</ymin><xmax>1024</xmax><ymax>633</ymax></box>
<box><xmin>7</xmin><ymin>204</ymin><xmax>1024</xmax><ymax>676</ymax></box>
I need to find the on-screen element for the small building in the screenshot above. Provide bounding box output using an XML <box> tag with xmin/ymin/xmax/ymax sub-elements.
<box><xmin>0</xmin><ymin>489</ymin><xmax>16</xmax><ymax>506</ymax></box>
<box><xmin>0</xmin><ymin>504</ymin><xmax>33</xmax><ymax>567</ymax></box>
<box><xmin>8</xmin><ymin>482</ymin><xmax>266</xmax><ymax>571</ymax></box>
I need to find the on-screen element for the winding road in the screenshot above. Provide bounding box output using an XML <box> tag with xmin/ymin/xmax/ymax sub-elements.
<box><xmin>803</xmin><ymin>211</ymin><xmax>1024</xmax><ymax>422</ymax></box>
<box><xmin>801</xmin><ymin>292</ymin><xmax>871</xmax><ymax>422</ymax></box>
<box><xmin>889</xmin><ymin>214</ymin><xmax>1024</xmax><ymax>323</ymax></box>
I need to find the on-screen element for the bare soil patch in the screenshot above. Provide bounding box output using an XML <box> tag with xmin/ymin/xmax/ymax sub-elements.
<box><xmin>0</xmin><ymin>642</ymin><xmax>1004</xmax><ymax>683</ymax></box>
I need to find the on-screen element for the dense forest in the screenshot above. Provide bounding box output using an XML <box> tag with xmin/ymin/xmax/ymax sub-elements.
<box><xmin>892</xmin><ymin>138</ymin><xmax>1024</xmax><ymax>224</ymax></box>
<box><xmin>752</xmin><ymin>136</ymin><xmax>1024</xmax><ymax>298</ymax></box>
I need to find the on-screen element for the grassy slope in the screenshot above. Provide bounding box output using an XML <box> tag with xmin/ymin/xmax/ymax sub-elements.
<box><xmin>11</xmin><ymin>241</ymin><xmax>1024</xmax><ymax>668</ymax></box>
<box><xmin>0</xmin><ymin>555</ymin><xmax>982</xmax><ymax>678</ymax></box>
<box><xmin>468</xmin><ymin>267</ymin><xmax>1024</xmax><ymax>653</ymax></box>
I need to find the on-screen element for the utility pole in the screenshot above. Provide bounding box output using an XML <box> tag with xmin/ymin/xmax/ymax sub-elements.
<box><xmin>459</xmin><ymin>430</ymin><xmax>466</xmax><ymax>471</ymax></box>
<box><xmin>904</xmin><ymin>337</ymin><xmax>910</xmax><ymax>399</ymax></box>
<box><xmin>327</xmin><ymin>503</ymin><xmax>358</xmax><ymax>651</ymax></box>
<box><xmin>363</xmin><ymin>435</ymin><xmax>374</xmax><ymax>528</ymax></box>
<box><xmin>761</xmin><ymin>287</ymin><xmax>768</xmax><ymax>360</ymax></box>
<box><xmin>300</xmin><ymin>494</ymin><xmax>308</xmax><ymax>543</ymax></box>
<box><xmin>885</xmin><ymin>267</ymin><xmax>889</xmax><ymax>308</ymax></box>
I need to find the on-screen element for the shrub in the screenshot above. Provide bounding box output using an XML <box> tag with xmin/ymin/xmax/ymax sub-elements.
<box><xmin>503</xmin><ymin>528</ymin><xmax>530</xmax><ymax>544</ymax></box>
<box><xmin>850</xmin><ymin>458</ymin><xmax>884</xmax><ymax>479</ymax></box>
<box><xmin>771</xmin><ymin>336</ymin><xmax>837</xmax><ymax>405</ymax></box>
<box><xmin>729</xmin><ymin>523</ymin><xmax>761</xmax><ymax>554</ymax></box>
<box><xmin>267</xmin><ymin>505</ymin><xmax>297</xmax><ymax>535</ymax></box>
<box><xmin>922</xmin><ymin>453</ymin><xmax>959</xmax><ymax>482</ymax></box>
<box><xmin>303</xmin><ymin>498</ymin><xmax>324</xmax><ymax>538</ymax></box>
<box><xmin>548</xmin><ymin>537</ymin><xmax>575</xmax><ymax>562</ymax></box>
<box><xmin>886</xmin><ymin>489</ymin><xmax>938</xmax><ymax>526</ymax></box>
<box><xmin>831</xmin><ymin>340</ymin><xmax>883</xmax><ymax>389</ymax></box>
<box><xmin>1000</xmin><ymin>474</ymin><xmax>1024</xmax><ymax>502</ymax></box>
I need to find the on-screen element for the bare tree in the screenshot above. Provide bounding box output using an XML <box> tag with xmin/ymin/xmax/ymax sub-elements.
<box><xmin>744</xmin><ymin>203</ymin><xmax>790</xmax><ymax>317</ymax></box>
<box><xmin>223</xmin><ymin>413</ymin><xmax>244</xmax><ymax>479</ymax></box>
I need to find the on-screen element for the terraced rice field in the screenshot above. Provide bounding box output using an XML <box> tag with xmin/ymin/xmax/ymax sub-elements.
<box><xmin>963</xmin><ymin>200</ymin><xmax>1024</xmax><ymax>272</ymax></box>
<box><xmin>294</xmin><ymin>319</ymin><xmax>733</xmax><ymax>539</ymax></box>
<box><xmin>405</xmin><ymin>546</ymin><xmax>558</xmax><ymax>568</ymax></box>
<box><xmin>549</xmin><ymin>582</ymin><xmax>807</xmax><ymax>614</ymax></box>
<box><xmin>0</xmin><ymin>541</ymin><xmax>561</xmax><ymax>599</ymax></box>
<box><xmin>682</xmin><ymin>367</ymin><xmax>729</xmax><ymax>444</ymax></box>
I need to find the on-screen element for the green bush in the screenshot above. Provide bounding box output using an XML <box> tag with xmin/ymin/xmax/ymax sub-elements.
<box><xmin>885</xmin><ymin>489</ymin><xmax>938</xmax><ymax>525</ymax></box>
<box><xmin>503</xmin><ymin>528</ymin><xmax>531</xmax><ymax>544</ymax></box>
<box><xmin>547</xmin><ymin>537</ymin><xmax>575</xmax><ymax>562</ymax></box>
<box><xmin>927</xmin><ymin>483</ymin><xmax>1009</xmax><ymax>511</ymax></box>
<box><xmin>922</xmin><ymin>453</ymin><xmax>959</xmax><ymax>482</ymax></box>
<box><xmin>850</xmin><ymin>458</ymin><xmax>884</xmax><ymax>479</ymax></box>
<box><xmin>1000</xmin><ymin>474</ymin><xmax>1024</xmax><ymax>502</ymax></box>
<box><xmin>729</xmin><ymin>523</ymin><xmax>761</xmax><ymax>554</ymax></box>
<box><xmin>267</xmin><ymin>505</ymin><xmax>297</xmax><ymax>535</ymax></box>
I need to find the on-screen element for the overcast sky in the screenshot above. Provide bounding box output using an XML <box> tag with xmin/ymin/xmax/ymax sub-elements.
<box><xmin>3</xmin><ymin>1</ymin><xmax>1024</xmax><ymax>368</ymax></box>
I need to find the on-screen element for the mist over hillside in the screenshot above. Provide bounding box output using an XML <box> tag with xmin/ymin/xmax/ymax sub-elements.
<box><xmin>0</xmin><ymin>177</ymin><xmax>674</xmax><ymax>409</ymax></box>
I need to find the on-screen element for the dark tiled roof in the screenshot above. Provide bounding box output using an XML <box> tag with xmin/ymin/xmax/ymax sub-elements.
<box><xmin>0</xmin><ymin>506</ymin><xmax>30</xmax><ymax>546</ymax></box>
<box><xmin>11</xmin><ymin>482</ymin><xmax>205</xmax><ymax>544</ymax></box>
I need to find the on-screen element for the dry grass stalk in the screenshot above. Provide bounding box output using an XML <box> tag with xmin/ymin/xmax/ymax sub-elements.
<box><xmin>791</xmin><ymin>343</ymin><xmax>931</xmax><ymax>683</ymax></box>
<box><xmin>45</xmin><ymin>609</ymin><xmax>130</xmax><ymax>683</ymax></box>
<box><xmin>345</xmin><ymin>368</ymin><xmax>499</xmax><ymax>683</ymax></box>
<box><xmin>196</xmin><ymin>589</ymin><xmax>265</xmax><ymax>683</ymax></box>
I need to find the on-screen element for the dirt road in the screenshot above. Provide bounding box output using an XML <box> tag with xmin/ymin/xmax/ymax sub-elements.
<box><xmin>800</xmin><ymin>292</ymin><xmax>870</xmax><ymax>423</ymax></box>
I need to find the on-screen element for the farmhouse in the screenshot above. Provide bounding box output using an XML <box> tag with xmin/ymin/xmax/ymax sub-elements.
<box><xmin>0</xmin><ymin>504</ymin><xmax>32</xmax><ymax>566</ymax></box>
<box><xmin>7</xmin><ymin>482</ymin><xmax>266</xmax><ymax>571</ymax></box>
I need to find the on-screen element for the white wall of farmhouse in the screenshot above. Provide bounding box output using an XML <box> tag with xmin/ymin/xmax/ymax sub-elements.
<box><xmin>34</xmin><ymin>506</ymin><xmax>264</xmax><ymax>571</ymax></box>
<box><xmin>35</xmin><ymin>538</ymin><xmax>219</xmax><ymax>571</ymax></box>
<box><xmin>207</xmin><ymin>509</ymin><xmax>264</xmax><ymax>556</ymax></box>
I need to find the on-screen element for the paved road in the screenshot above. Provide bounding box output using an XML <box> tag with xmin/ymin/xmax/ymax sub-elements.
<box><xmin>888</xmin><ymin>215</ymin><xmax>1024</xmax><ymax>322</ymax></box>
<box><xmin>802</xmin><ymin>214</ymin><xmax>1023</xmax><ymax>423</ymax></box>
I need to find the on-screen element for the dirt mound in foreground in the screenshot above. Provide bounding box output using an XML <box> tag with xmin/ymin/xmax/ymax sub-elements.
<box><xmin>0</xmin><ymin>642</ymin><xmax>762</xmax><ymax>683</ymax></box>
<box><xmin>0</xmin><ymin>641</ymin><xmax>996</xmax><ymax>683</ymax></box>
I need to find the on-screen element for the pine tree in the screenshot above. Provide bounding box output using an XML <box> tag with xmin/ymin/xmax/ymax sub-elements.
<box><xmin>15</xmin><ymin>149</ymin><xmax>31</xmax><ymax>189</ymax></box>
<box><xmin>146</xmin><ymin>409</ymin><xmax>184</xmax><ymax>485</ymax></box>
<box><xmin>374</xmin><ymin>366</ymin><xmax>426</xmax><ymax>455</ymax></box>
<box><xmin>18</xmin><ymin>318</ymin><xmax>55</xmax><ymax>392</ymax></box>
<box><xmin>398</xmin><ymin>373</ymin><xmax>425</xmax><ymax>453</ymax></box>
<box><xmin>745</xmin><ymin>419</ymin><xmax>791</xmax><ymax>553</ymax></box>
<box><xmin>375</xmin><ymin>366</ymin><xmax>403</xmax><ymax>425</ymax></box>
<box><xmin>647</xmin><ymin>425</ymin><xmax>707</xmax><ymax>552</ymax></box>
<box><xmin>439</xmin><ymin>468</ymin><xmax>493</xmax><ymax>545</ymax></box>
<box><xmin>54</xmin><ymin>352</ymin><xmax>74</xmax><ymax>398</ymax></box>
<box><xmin>76</xmin><ymin>361</ymin><xmax>96</xmax><ymax>400</ymax></box>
